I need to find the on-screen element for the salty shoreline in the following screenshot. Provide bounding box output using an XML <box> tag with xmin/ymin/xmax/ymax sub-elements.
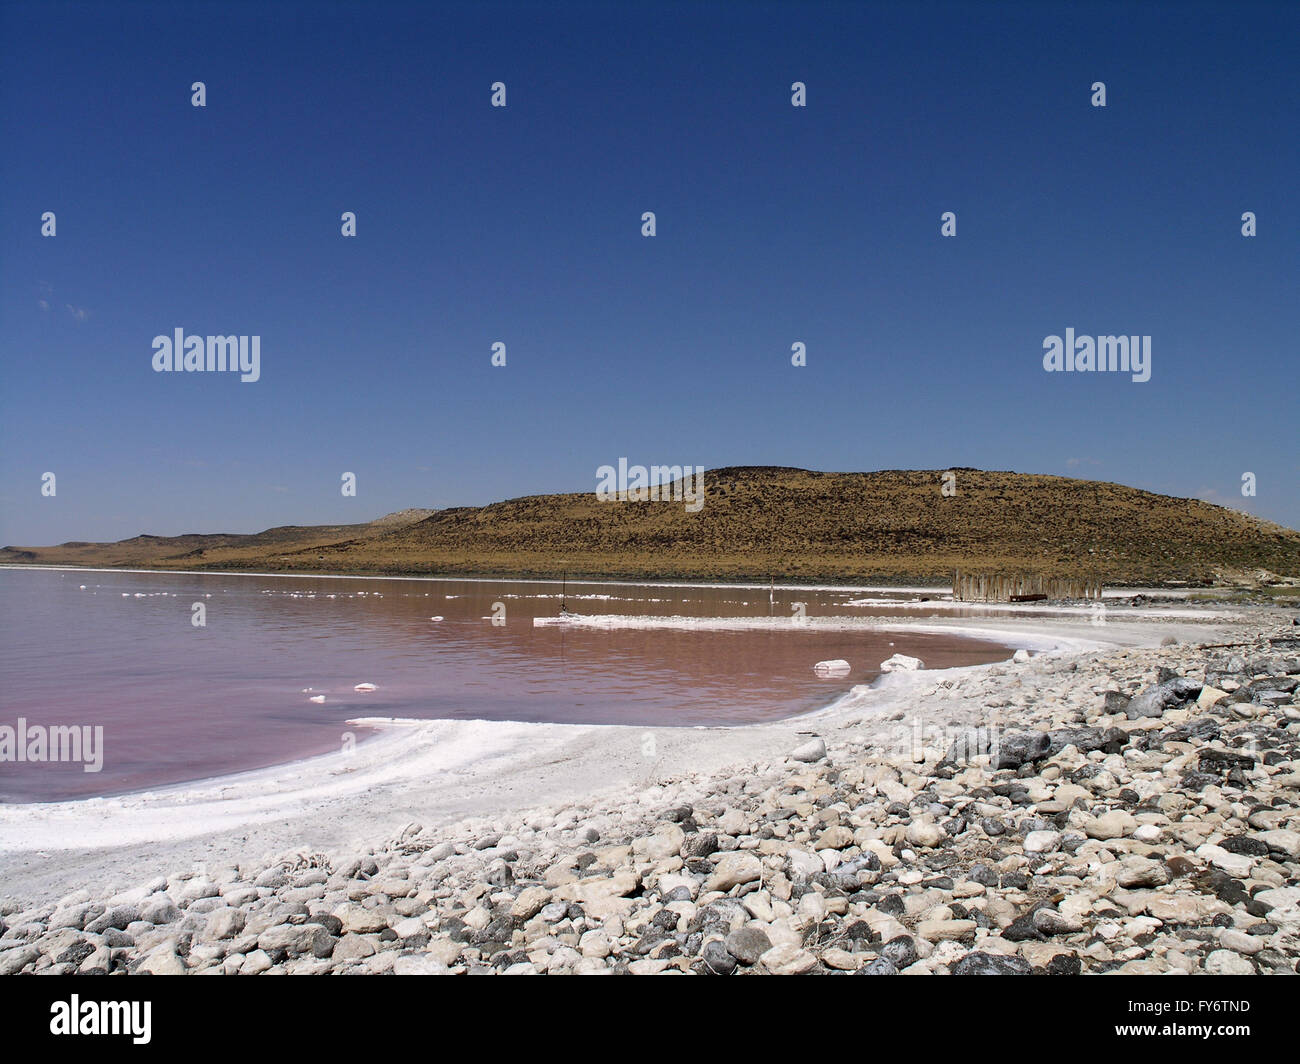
<box><xmin>1</xmin><ymin>601</ymin><xmax>1294</xmax><ymax>976</ymax></box>
<box><xmin>0</xmin><ymin>600</ymin><xmax>1245</xmax><ymax>910</ymax></box>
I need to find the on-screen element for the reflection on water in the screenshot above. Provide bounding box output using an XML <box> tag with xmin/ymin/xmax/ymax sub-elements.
<box><xmin>0</xmin><ymin>569</ymin><xmax>1010</xmax><ymax>802</ymax></box>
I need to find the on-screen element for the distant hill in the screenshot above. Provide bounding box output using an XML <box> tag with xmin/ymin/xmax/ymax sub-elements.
<box><xmin>0</xmin><ymin>510</ymin><xmax>430</xmax><ymax>569</ymax></box>
<box><xmin>4</xmin><ymin>468</ymin><xmax>1299</xmax><ymax>585</ymax></box>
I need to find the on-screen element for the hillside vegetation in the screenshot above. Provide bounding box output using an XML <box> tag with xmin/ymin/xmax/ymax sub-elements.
<box><xmin>4</xmin><ymin>468</ymin><xmax>1298</xmax><ymax>586</ymax></box>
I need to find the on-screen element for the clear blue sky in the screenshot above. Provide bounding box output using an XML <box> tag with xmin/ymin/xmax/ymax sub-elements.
<box><xmin>2</xmin><ymin>0</ymin><xmax>1296</xmax><ymax>546</ymax></box>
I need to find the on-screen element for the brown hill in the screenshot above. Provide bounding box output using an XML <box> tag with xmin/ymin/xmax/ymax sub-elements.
<box><xmin>4</xmin><ymin>468</ymin><xmax>1298</xmax><ymax>585</ymax></box>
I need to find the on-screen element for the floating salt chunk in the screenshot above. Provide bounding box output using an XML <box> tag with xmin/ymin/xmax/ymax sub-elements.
<box><xmin>354</xmin><ymin>683</ymin><xmax>377</xmax><ymax>692</ymax></box>
<box><xmin>79</xmin><ymin>585</ymin><xmax>87</xmax><ymax>590</ymax></box>
<box><xmin>309</xmin><ymin>695</ymin><xmax>327</xmax><ymax>703</ymax></box>
<box><xmin>880</xmin><ymin>653</ymin><xmax>924</xmax><ymax>672</ymax></box>
<box><xmin>813</xmin><ymin>659</ymin><xmax>852</xmax><ymax>677</ymax></box>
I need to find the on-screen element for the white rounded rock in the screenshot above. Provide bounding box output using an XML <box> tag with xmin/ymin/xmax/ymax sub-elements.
<box><xmin>905</xmin><ymin>820</ymin><xmax>944</xmax><ymax>848</ymax></box>
<box><xmin>813</xmin><ymin>659</ymin><xmax>851</xmax><ymax>677</ymax></box>
<box><xmin>1024</xmin><ymin>830</ymin><xmax>1061</xmax><ymax>854</ymax></box>
<box><xmin>1204</xmin><ymin>949</ymin><xmax>1253</xmax><ymax>975</ymax></box>
<box><xmin>1217</xmin><ymin>929</ymin><xmax>1264</xmax><ymax>955</ymax></box>
<box><xmin>790</xmin><ymin>738</ymin><xmax>827</xmax><ymax>763</ymax></box>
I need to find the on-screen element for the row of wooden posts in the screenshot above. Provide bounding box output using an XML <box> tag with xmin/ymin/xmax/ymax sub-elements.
<box><xmin>952</xmin><ymin>570</ymin><xmax>1103</xmax><ymax>602</ymax></box>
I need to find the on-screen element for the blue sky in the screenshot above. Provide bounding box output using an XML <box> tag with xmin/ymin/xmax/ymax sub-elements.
<box><xmin>2</xmin><ymin>0</ymin><xmax>1297</xmax><ymax>545</ymax></box>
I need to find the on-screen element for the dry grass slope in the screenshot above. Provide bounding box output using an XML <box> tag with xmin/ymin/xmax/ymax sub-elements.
<box><xmin>4</xmin><ymin>468</ymin><xmax>1298</xmax><ymax>585</ymax></box>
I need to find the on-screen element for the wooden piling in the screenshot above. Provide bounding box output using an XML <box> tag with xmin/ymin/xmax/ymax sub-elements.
<box><xmin>952</xmin><ymin>569</ymin><xmax>1102</xmax><ymax>602</ymax></box>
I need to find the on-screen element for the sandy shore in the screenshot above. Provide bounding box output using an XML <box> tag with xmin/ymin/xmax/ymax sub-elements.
<box><xmin>0</xmin><ymin>600</ymin><xmax>1248</xmax><ymax>911</ymax></box>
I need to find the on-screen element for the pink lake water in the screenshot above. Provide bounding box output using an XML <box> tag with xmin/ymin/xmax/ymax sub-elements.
<box><xmin>0</xmin><ymin>568</ymin><xmax>1011</xmax><ymax>802</ymax></box>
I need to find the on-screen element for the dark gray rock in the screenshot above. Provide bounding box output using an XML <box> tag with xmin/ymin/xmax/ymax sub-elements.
<box><xmin>877</xmin><ymin>894</ymin><xmax>905</xmax><ymax>917</ymax></box>
<box><xmin>950</xmin><ymin>951</ymin><xmax>1033</xmax><ymax>975</ymax></box>
<box><xmin>56</xmin><ymin>941</ymin><xmax>96</xmax><ymax>967</ymax></box>
<box><xmin>1046</xmin><ymin>726</ymin><xmax>1128</xmax><ymax>756</ymax></box>
<box><xmin>1125</xmin><ymin>677</ymin><xmax>1202</xmax><ymax>719</ymax></box>
<box><xmin>725</xmin><ymin>926</ymin><xmax>772</xmax><ymax>965</ymax></box>
<box><xmin>309</xmin><ymin>914</ymin><xmax>343</xmax><ymax>936</ymax></box>
<box><xmin>1002</xmin><ymin>912</ymin><xmax>1046</xmax><ymax>942</ymax></box>
<box><xmin>1161</xmin><ymin>717</ymin><xmax>1221</xmax><ymax>744</ymax></box>
<box><xmin>700</xmin><ymin>939</ymin><xmax>736</xmax><ymax>975</ymax></box>
<box><xmin>991</xmin><ymin>731</ymin><xmax>1051</xmax><ymax>770</ymax></box>
<box><xmin>1103</xmin><ymin>691</ymin><xmax>1131</xmax><ymax>714</ymax></box>
<box><xmin>1046</xmin><ymin>953</ymin><xmax>1082</xmax><ymax>975</ymax></box>
<box><xmin>1198</xmin><ymin>750</ymin><xmax>1257</xmax><ymax>775</ymax></box>
<box><xmin>686</xmin><ymin>833</ymin><xmax>720</xmax><ymax>858</ymax></box>
<box><xmin>877</xmin><ymin>935</ymin><xmax>917</xmax><ymax>969</ymax></box>
<box><xmin>1219</xmin><ymin>835</ymin><xmax>1269</xmax><ymax>857</ymax></box>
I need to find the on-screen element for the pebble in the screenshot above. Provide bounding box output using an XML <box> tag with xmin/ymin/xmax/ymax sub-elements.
<box><xmin>1203</xmin><ymin>949</ymin><xmax>1254</xmax><ymax>975</ymax></box>
<box><xmin>790</xmin><ymin>738</ymin><xmax>827</xmax><ymax>763</ymax></box>
<box><xmin>759</xmin><ymin>943</ymin><xmax>818</xmax><ymax>975</ymax></box>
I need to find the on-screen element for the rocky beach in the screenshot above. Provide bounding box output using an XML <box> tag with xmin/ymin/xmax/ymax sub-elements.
<box><xmin>1</xmin><ymin>604</ymin><xmax>1298</xmax><ymax>976</ymax></box>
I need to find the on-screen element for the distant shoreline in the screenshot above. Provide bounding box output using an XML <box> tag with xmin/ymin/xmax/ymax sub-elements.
<box><xmin>0</xmin><ymin>563</ymin><xmax>1240</xmax><ymax>597</ymax></box>
<box><xmin>0</xmin><ymin>562</ymin><xmax>949</xmax><ymax>591</ymax></box>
